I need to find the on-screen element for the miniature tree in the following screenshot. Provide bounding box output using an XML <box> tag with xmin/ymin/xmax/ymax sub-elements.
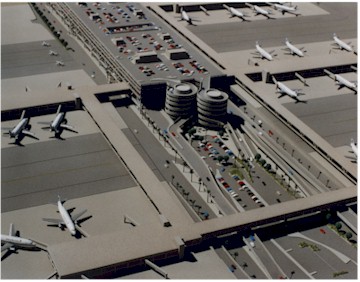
<box><xmin>345</xmin><ymin>232</ymin><xmax>353</xmax><ymax>240</ymax></box>
<box><xmin>335</xmin><ymin>222</ymin><xmax>342</xmax><ymax>230</ymax></box>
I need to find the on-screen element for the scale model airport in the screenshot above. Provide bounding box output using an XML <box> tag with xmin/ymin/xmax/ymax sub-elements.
<box><xmin>1</xmin><ymin>2</ymin><xmax>357</xmax><ymax>279</ymax></box>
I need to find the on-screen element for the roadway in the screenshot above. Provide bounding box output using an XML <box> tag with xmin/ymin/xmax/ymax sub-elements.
<box><xmin>115</xmin><ymin>104</ymin><xmax>217</xmax><ymax>220</ymax></box>
<box><xmin>228</xmin><ymin>98</ymin><xmax>349</xmax><ymax>191</ymax></box>
<box><xmin>145</xmin><ymin>109</ymin><xmax>237</xmax><ymax>216</ymax></box>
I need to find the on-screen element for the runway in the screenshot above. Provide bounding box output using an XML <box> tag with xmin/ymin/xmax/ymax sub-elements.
<box><xmin>1</xmin><ymin>133</ymin><xmax>136</xmax><ymax>212</ymax></box>
<box><xmin>189</xmin><ymin>3</ymin><xmax>357</xmax><ymax>53</ymax></box>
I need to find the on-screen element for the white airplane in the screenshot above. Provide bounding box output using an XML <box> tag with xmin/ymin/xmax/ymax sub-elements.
<box><xmin>350</xmin><ymin>139</ymin><xmax>357</xmax><ymax>157</ymax></box>
<box><xmin>252</xmin><ymin>41</ymin><xmax>276</xmax><ymax>61</ymax></box>
<box><xmin>324</xmin><ymin>69</ymin><xmax>357</xmax><ymax>93</ymax></box>
<box><xmin>42</xmin><ymin>41</ymin><xmax>51</xmax><ymax>47</ymax></box>
<box><xmin>2</xmin><ymin>110</ymin><xmax>38</xmax><ymax>144</ymax></box>
<box><xmin>246</xmin><ymin>3</ymin><xmax>274</xmax><ymax>19</ymax></box>
<box><xmin>223</xmin><ymin>4</ymin><xmax>251</xmax><ymax>21</ymax></box>
<box><xmin>40</xmin><ymin>105</ymin><xmax>77</xmax><ymax>139</ymax></box>
<box><xmin>268</xmin><ymin>3</ymin><xmax>300</xmax><ymax>16</ymax></box>
<box><xmin>1</xmin><ymin>224</ymin><xmax>36</xmax><ymax>253</ymax></box>
<box><xmin>283</xmin><ymin>38</ymin><xmax>306</xmax><ymax>57</ymax></box>
<box><xmin>49</xmin><ymin>50</ymin><xmax>58</xmax><ymax>56</ymax></box>
<box><xmin>178</xmin><ymin>8</ymin><xmax>200</xmax><ymax>26</ymax></box>
<box><xmin>56</xmin><ymin>60</ymin><xmax>65</xmax><ymax>66</ymax></box>
<box><xmin>332</xmin><ymin>33</ymin><xmax>353</xmax><ymax>52</ymax></box>
<box><xmin>272</xmin><ymin>76</ymin><xmax>306</xmax><ymax>103</ymax></box>
<box><xmin>42</xmin><ymin>196</ymin><xmax>88</xmax><ymax>236</ymax></box>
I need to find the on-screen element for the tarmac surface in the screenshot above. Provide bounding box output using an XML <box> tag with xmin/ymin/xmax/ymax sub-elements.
<box><xmin>2</xmin><ymin>132</ymin><xmax>136</xmax><ymax>212</ymax></box>
<box><xmin>1</xmin><ymin>40</ymin><xmax>80</xmax><ymax>79</ymax></box>
<box><xmin>187</xmin><ymin>3</ymin><xmax>357</xmax><ymax>53</ymax></box>
<box><xmin>284</xmin><ymin>94</ymin><xmax>357</xmax><ymax>147</ymax></box>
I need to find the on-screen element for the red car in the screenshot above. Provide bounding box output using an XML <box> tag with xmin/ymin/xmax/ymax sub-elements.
<box><xmin>320</xmin><ymin>228</ymin><xmax>326</xmax><ymax>234</ymax></box>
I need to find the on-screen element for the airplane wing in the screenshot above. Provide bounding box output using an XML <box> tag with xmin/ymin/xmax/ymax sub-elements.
<box><xmin>1</xmin><ymin>243</ymin><xmax>13</xmax><ymax>252</ymax></box>
<box><xmin>22</xmin><ymin>130</ymin><xmax>39</xmax><ymax>140</ymax></box>
<box><xmin>60</xmin><ymin>124</ymin><xmax>74</xmax><ymax>130</ymax></box>
<box><xmin>42</xmin><ymin>218</ymin><xmax>63</xmax><ymax>224</ymax></box>
<box><xmin>72</xmin><ymin>209</ymin><xmax>87</xmax><ymax>222</ymax></box>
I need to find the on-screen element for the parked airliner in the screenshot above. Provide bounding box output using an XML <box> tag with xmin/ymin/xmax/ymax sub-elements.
<box><xmin>350</xmin><ymin>139</ymin><xmax>357</xmax><ymax>158</ymax></box>
<box><xmin>42</xmin><ymin>196</ymin><xmax>88</xmax><ymax>236</ymax></box>
<box><xmin>40</xmin><ymin>105</ymin><xmax>77</xmax><ymax>139</ymax></box>
<box><xmin>272</xmin><ymin>76</ymin><xmax>306</xmax><ymax>103</ymax></box>
<box><xmin>268</xmin><ymin>3</ymin><xmax>300</xmax><ymax>16</ymax></box>
<box><xmin>49</xmin><ymin>50</ymin><xmax>58</xmax><ymax>56</ymax></box>
<box><xmin>223</xmin><ymin>4</ymin><xmax>250</xmax><ymax>21</ymax></box>
<box><xmin>332</xmin><ymin>33</ymin><xmax>353</xmax><ymax>52</ymax></box>
<box><xmin>283</xmin><ymin>38</ymin><xmax>306</xmax><ymax>57</ymax></box>
<box><xmin>252</xmin><ymin>41</ymin><xmax>275</xmax><ymax>61</ymax></box>
<box><xmin>1</xmin><ymin>224</ymin><xmax>36</xmax><ymax>252</ymax></box>
<box><xmin>56</xmin><ymin>60</ymin><xmax>65</xmax><ymax>66</ymax></box>
<box><xmin>42</xmin><ymin>41</ymin><xmax>50</xmax><ymax>47</ymax></box>
<box><xmin>179</xmin><ymin>8</ymin><xmax>199</xmax><ymax>26</ymax></box>
<box><xmin>2</xmin><ymin>110</ymin><xmax>38</xmax><ymax>144</ymax></box>
<box><xmin>246</xmin><ymin>3</ymin><xmax>274</xmax><ymax>19</ymax></box>
<box><xmin>324</xmin><ymin>69</ymin><xmax>357</xmax><ymax>93</ymax></box>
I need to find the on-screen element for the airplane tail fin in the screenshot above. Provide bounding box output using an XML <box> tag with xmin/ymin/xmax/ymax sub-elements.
<box><xmin>333</xmin><ymin>33</ymin><xmax>337</xmax><ymax>39</ymax></box>
<box><xmin>20</xmin><ymin>110</ymin><xmax>26</xmax><ymax>120</ymax></box>
<box><xmin>9</xmin><ymin>223</ymin><xmax>16</xmax><ymax>236</ymax></box>
<box><xmin>271</xmin><ymin>76</ymin><xmax>277</xmax><ymax>84</ymax></box>
<box><xmin>223</xmin><ymin>4</ymin><xmax>230</xmax><ymax>11</ymax></box>
<box><xmin>56</xmin><ymin>105</ymin><xmax>62</xmax><ymax>115</ymax></box>
<box><xmin>351</xmin><ymin>138</ymin><xmax>355</xmax><ymax>145</ymax></box>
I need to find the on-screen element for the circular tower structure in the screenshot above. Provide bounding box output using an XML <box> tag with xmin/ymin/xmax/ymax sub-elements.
<box><xmin>165</xmin><ymin>82</ymin><xmax>198</xmax><ymax>119</ymax></box>
<box><xmin>197</xmin><ymin>88</ymin><xmax>228</xmax><ymax>129</ymax></box>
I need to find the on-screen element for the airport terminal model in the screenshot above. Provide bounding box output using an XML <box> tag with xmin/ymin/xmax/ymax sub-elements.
<box><xmin>1</xmin><ymin>2</ymin><xmax>357</xmax><ymax>279</ymax></box>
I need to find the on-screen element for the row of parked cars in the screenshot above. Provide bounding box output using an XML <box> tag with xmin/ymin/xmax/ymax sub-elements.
<box><xmin>235</xmin><ymin>178</ymin><xmax>265</xmax><ymax>208</ymax></box>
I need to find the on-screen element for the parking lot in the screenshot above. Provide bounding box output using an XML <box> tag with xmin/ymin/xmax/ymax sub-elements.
<box><xmin>192</xmin><ymin>131</ymin><xmax>295</xmax><ymax>212</ymax></box>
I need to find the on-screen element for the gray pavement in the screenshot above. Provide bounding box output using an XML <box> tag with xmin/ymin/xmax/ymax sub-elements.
<box><xmin>1</xmin><ymin>40</ymin><xmax>80</xmax><ymax>79</ymax></box>
<box><xmin>2</xmin><ymin>133</ymin><xmax>136</xmax><ymax>212</ymax></box>
<box><xmin>284</xmin><ymin>94</ymin><xmax>357</xmax><ymax>148</ymax></box>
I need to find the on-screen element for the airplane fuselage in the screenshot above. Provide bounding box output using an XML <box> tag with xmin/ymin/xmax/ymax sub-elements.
<box><xmin>51</xmin><ymin>113</ymin><xmax>65</xmax><ymax>133</ymax></box>
<box><xmin>230</xmin><ymin>7</ymin><xmax>245</xmax><ymax>18</ymax></box>
<box><xmin>335</xmin><ymin>74</ymin><xmax>357</xmax><ymax>90</ymax></box>
<box><xmin>1</xmin><ymin>234</ymin><xmax>34</xmax><ymax>248</ymax></box>
<box><xmin>277</xmin><ymin>82</ymin><xmax>298</xmax><ymax>98</ymax></box>
<box><xmin>334</xmin><ymin>35</ymin><xmax>353</xmax><ymax>52</ymax></box>
<box><xmin>181</xmin><ymin>10</ymin><xmax>191</xmax><ymax>23</ymax></box>
<box><xmin>254</xmin><ymin>5</ymin><xmax>270</xmax><ymax>15</ymax></box>
<box><xmin>286</xmin><ymin>40</ymin><xmax>304</xmax><ymax>57</ymax></box>
<box><xmin>351</xmin><ymin>140</ymin><xmax>357</xmax><ymax>157</ymax></box>
<box><xmin>275</xmin><ymin>4</ymin><xmax>296</xmax><ymax>12</ymax></box>
<box><xmin>256</xmin><ymin>44</ymin><xmax>273</xmax><ymax>61</ymax></box>
<box><xmin>9</xmin><ymin>118</ymin><xmax>29</xmax><ymax>138</ymax></box>
<box><xmin>58</xmin><ymin>200</ymin><xmax>76</xmax><ymax>236</ymax></box>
